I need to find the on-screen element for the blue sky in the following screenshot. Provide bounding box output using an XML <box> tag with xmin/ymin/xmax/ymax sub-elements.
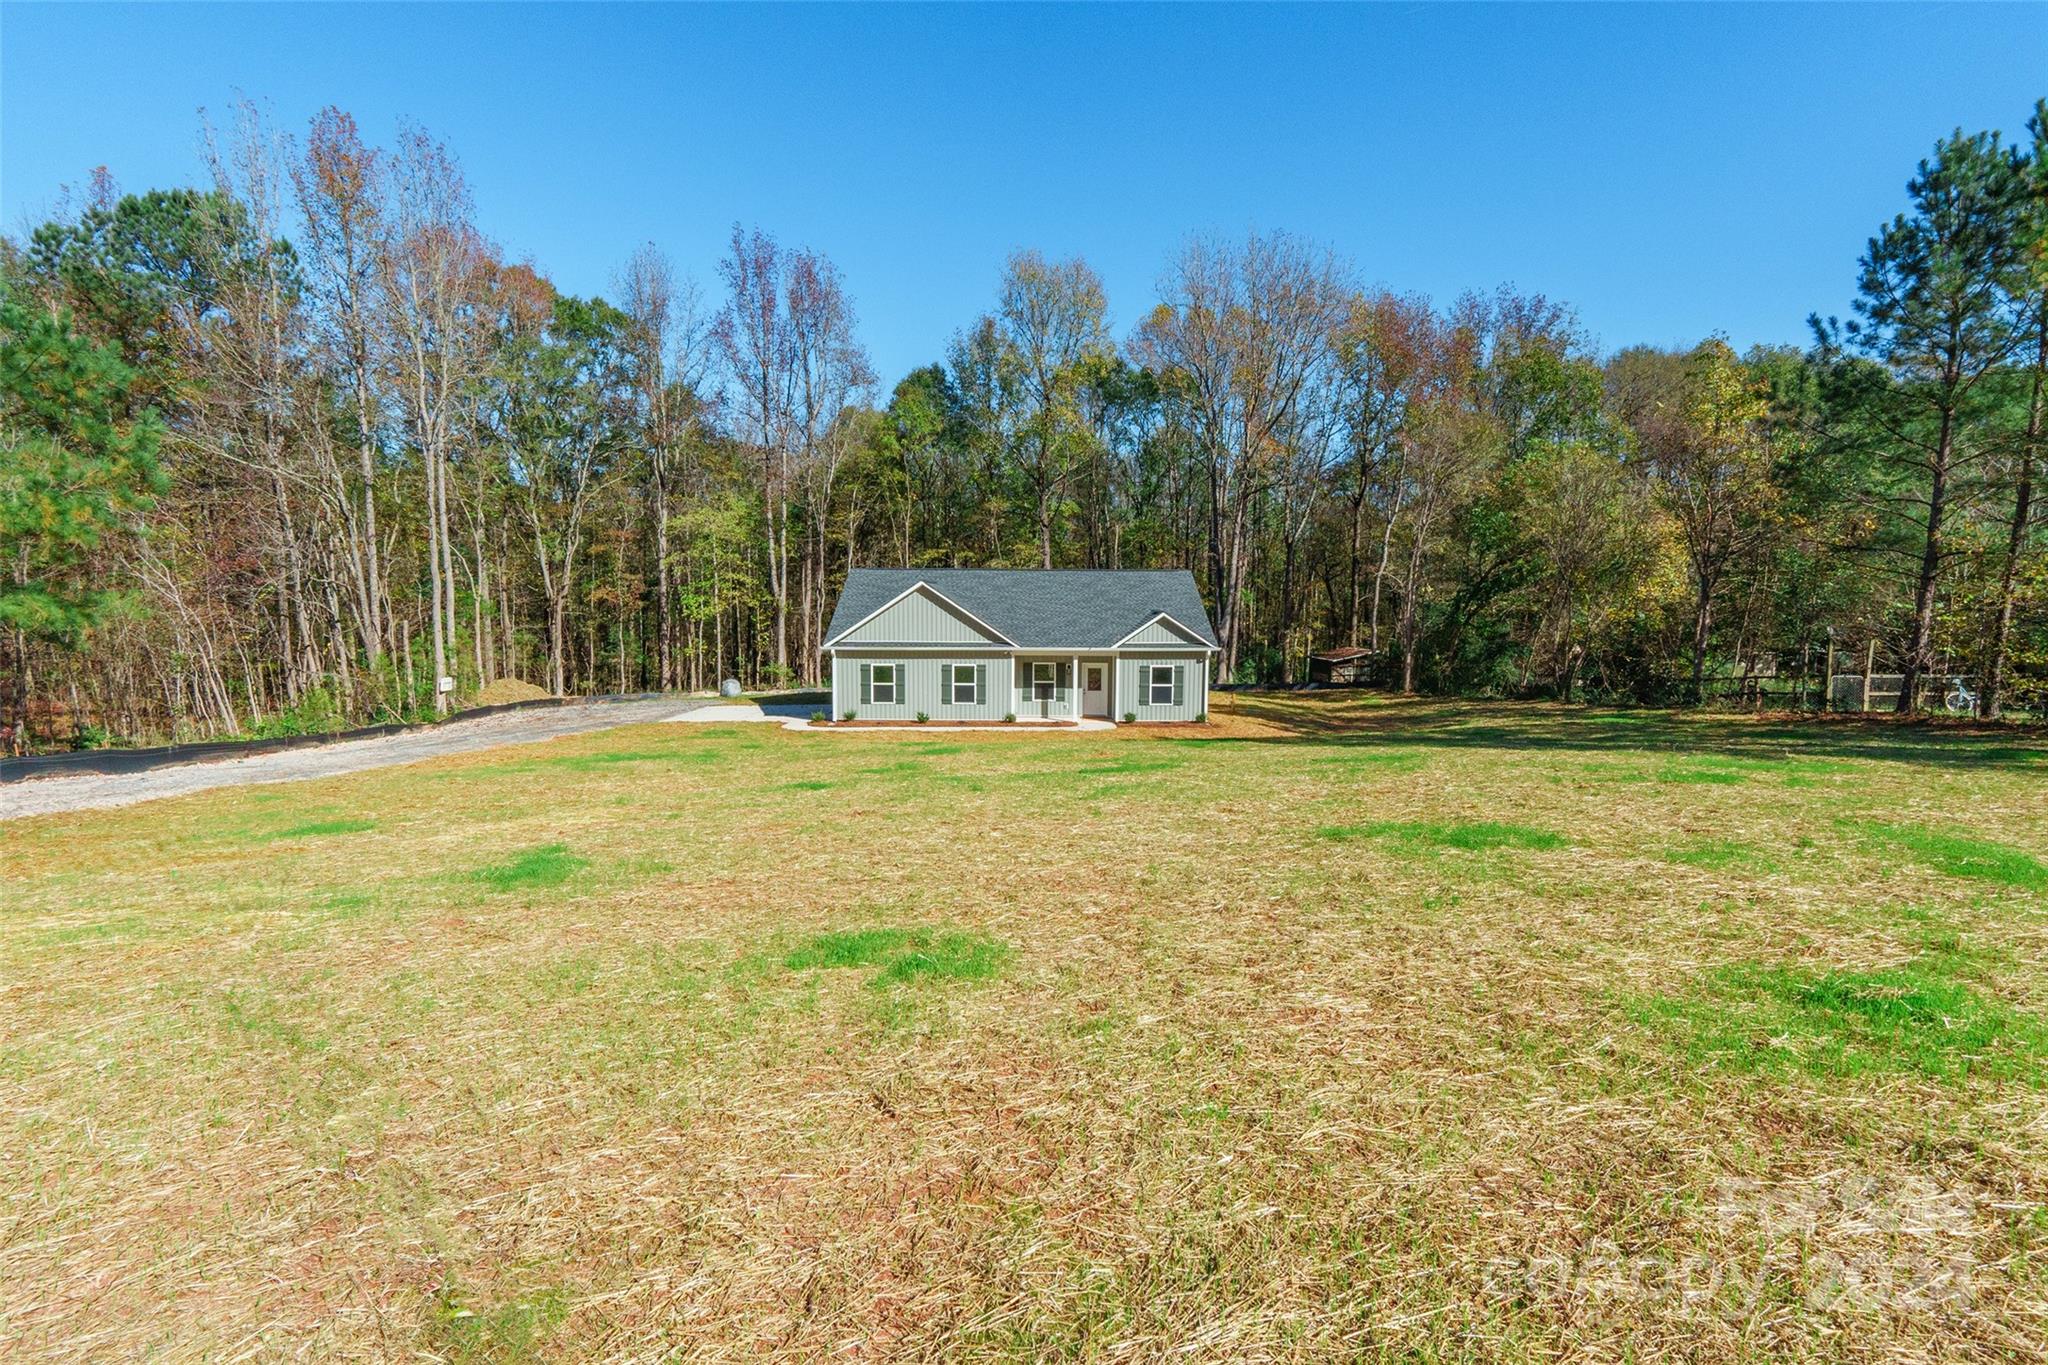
<box><xmin>4</xmin><ymin>3</ymin><xmax>2043</xmax><ymax>386</ymax></box>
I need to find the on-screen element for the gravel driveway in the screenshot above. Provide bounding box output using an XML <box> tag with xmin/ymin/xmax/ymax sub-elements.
<box><xmin>0</xmin><ymin>697</ymin><xmax>714</xmax><ymax>820</ymax></box>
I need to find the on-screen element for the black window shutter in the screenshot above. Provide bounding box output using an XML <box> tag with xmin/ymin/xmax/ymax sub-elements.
<box><xmin>1173</xmin><ymin>665</ymin><xmax>1185</xmax><ymax>708</ymax></box>
<box><xmin>976</xmin><ymin>663</ymin><xmax>987</xmax><ymax>706</ymax></box>
<box><xmin>859</xmin><ymin>663</ymin><xmax>872</xmax><ymax>705</ymax></box>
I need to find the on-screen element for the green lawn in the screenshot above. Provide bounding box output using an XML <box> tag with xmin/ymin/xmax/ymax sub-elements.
<box><xmin>4</xmin><ymin>695</ymin><xmax>2046</xmax><ymax>1360</ymax></box>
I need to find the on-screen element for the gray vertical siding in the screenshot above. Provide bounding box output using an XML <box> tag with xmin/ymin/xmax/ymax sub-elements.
<box><xmin>1115</xmin><ymin>655</ymin><xmax>1209</xmax><ymax>722</ymax></box>
<box><xmin>831</xmin><ymin>652</ymin><xmax>1009</xmax><ymax>720</ymax></box>
<box><xmin>1121</xmin><ymin>617</ymin><xmax>1208</xmax><ymax>647</ymax></box>
<box><xmin>831</xmin><ymin>587</ymin><xmax>1005</xmax><ymax>646</ymax></box>
<box><xmin>828</xmin><ymin>650</ymin><xmax>1210</xmax><ymax>723</ymax></box>
<box><xmin>1011</xmin><ymin>658</ymin><xmax>1075</xmax><ymax>719</ymax></box>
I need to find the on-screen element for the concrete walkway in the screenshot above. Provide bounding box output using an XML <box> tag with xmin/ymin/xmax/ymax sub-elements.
<box><xmin>669</xmin><ymin>704</ymin><xmax>1116</xmax><ymax>734</ymax></box>
<box><xmin>667</xmin><ymin>703</ymin><xmax>776</xmax><ymax>723</ymax></box>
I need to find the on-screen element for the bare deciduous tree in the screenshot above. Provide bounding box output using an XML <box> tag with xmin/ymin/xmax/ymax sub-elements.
<box><xmin>379</xmin><ymin>125</ymin><xmax>495</xmax><ymax>712</ymax></box>
<box><xmin>1134</xmin><ymin>231</ymin><xmax>1349</xmax><ymax>679</ymax></box>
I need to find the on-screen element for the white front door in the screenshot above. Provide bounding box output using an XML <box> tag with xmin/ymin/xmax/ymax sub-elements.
<box><xmin>1082</xmin><ymin>664</ymin><xmax>1107</xmax><ymax>717</ymax></box>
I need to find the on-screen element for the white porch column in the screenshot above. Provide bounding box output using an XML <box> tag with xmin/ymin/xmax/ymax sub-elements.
<box><xmin>1071</xmin><ymin>655</ymin><xmax>1080</xmax><ymax>719</ymax></box>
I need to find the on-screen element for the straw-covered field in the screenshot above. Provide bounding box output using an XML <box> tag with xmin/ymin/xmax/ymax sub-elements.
<box><xmin>4</xmin><ymin>694</ymin><xmax>2046</xmax><ymax>1361</ymax></box>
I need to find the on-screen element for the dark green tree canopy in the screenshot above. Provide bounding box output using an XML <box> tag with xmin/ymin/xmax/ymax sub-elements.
<box><xmin>0</xmin><ymin>295</ymin><xmax>167</xmax><ymax>644</ymax></box>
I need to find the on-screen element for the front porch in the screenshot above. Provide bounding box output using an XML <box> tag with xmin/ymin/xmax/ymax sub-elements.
<box><xmin>826</xmin><ymin>647</ymin><xmax>1206</xmax><ymax>724</ymax></box>
<box><xmin>1009</xmin><ymin>655</ymin><xmax>1116</xmax><ymax>721</ymax></box>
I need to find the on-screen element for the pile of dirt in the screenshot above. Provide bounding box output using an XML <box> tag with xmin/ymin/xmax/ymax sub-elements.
<box><xmin>471</xmin><ymin>678</ymin><xmax>553</xmax><ymax>706</ymax></box>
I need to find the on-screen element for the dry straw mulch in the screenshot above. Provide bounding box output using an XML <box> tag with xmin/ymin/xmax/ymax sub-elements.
<box><xmin>3</xmin><ymin>694</ymin><xmax>2045</xmax><ymax>1361</ymax></box>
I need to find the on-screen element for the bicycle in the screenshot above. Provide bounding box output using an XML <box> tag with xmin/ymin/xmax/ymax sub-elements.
<box><xmin>1943</xmin><ymin>677</ymin><xmax>1978</xmax><ymax>716</ymax></box>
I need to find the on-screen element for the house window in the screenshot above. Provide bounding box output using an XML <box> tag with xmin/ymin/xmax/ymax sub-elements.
<box><xmin>1032</xmin><ymin>661</ymin><xmax>1055</xmax><ymax>698</ymax></box>
<box><xmin>872</xmin><ymin>663</ymin><xmax>897</xmax><ymax>704</ymax></box>
<box><xmin>1148</xmin><ymin>664</ymin><xmax>1175</xmax><ymax>706</ymax></box>
<box><xmin>950</xmin><ymin>665</ymin><xmax>977</xmax><ymax>705</ymax></box>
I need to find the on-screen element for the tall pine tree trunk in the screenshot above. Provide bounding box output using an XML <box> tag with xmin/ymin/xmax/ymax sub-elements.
<box><xmin>1982</xmin><ymin>303</ymin><xmax>2044</xmax><ymax>719</ymax></box>
<box><xmin>1897</xmin><ymin>400</ymin><xmax>1957</xmax><ymax>713</ymax></box>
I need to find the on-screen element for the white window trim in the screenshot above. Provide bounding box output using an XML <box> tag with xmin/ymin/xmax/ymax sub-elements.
<box><xmin>872</xmin><ymin>663</ymin><xmax>898</xmax><ymax>705</ymax></box>
<box><xmin>1147</xmin><ymin>664</ymin><xmax>1175</xmax><ymax>706</ymax></box>
<box><xmin>951</xmin><ymin>664</ymin><xmax>978</xmax><ymax>705</ymax></box>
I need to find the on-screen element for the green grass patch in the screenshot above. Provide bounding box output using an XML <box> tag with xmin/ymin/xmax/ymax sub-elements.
<box><xmin>33</xmin><ymin>915</ymin><xmax>155</xmax><ymax>947</ymax></box>
<box><xmin>1655</xmin><ymin>766</ymin><xmax>1747</xmax><ymax>786</ymax></box>
<box><xmin>251</xmin><ymin>817</ymin><xmax>376</xmax><ymax>842</ymax></box>
<box><xmin>1662</xmin><ymin>839</ymin><xmax>1778</xmax><ymax>874</ymax></box>
<box><xmin>533</xmin><ymin>952</ymin><xmax>602</xmax><ymax>999</ymax></box>
<box><xmin>309</xmin><ymin>890</ymin><xmax>375</xmax><ymax>923</ymax></box>
<box><xmin>1308</xmin><ymin>748</ymin><xmax>1426</xmax><ymax>771</ymax></box>
<box><xmin>1634</xmin><ymin>956</ymin><xmax>2048</xmax><ymax>1083</ymax></box>
<box><xmin>874</xmin><ymin>934</ymin><xmax>1010</xmax><ymax>985</ymax></box>
<box><xmin>858</xmin><ymin>760</ymin><xmax>927</xmax><ymax>776</ymax></box>
<box><xmin>1075</xmin><ymin>755</ymin><xmax>1182</xmax><ymax>776</ymax></box>
<box><xmin>216</xmin><ymin>988</ymin><xmax>328</xmax><ymax>1055</ymax></box>
<box><xmin>540</xmin><ymin>748</ymin><xmax>720</xmax><ymax>773</ymax></box>
<box><xmin>429</xmin><ymin>1282</ymin><xmax>569</xmax><ymax>1363</ymax></box>
<box><xmin>784</xmin><ymin>927</ymin><xmax>916</xmax><ymax>970</ymax></box>
<box><xmin>782</xmin><ymin>779</ymin><xmax>834</xmax><ymax>791</ymax></box>
<box><xmin>784</xmin><ymin>926</ymin><xmax>1010</xmax><ymax>987</ymax></box>
<box><xmin>472</xmin><ymin>843</ymin><xmax>589</xmax><ymax>893</ymax></box>
<box><xmin>453</xmin><ymin>747</ymin><xmax>721</xmax><ymax>777</ymax></box>
<box><xmin>1861</xmin><ymin>823</ymin><xmax>2048</xmax><ymax>891</ymax></box>
<box><xmin>1583</xmin><ymin>762</ymin><xmax>1654</xmax><ymax>785</ymax></box>
<box><xmin>1317</xmin><ymin>820</ymin><xmax>1567</xmax><ymax>853</ymax></box>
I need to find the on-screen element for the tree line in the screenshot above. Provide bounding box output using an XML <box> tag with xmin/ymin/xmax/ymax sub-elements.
<box><xmin>2</xmin><ymin>100</ymin><xmax>2043</xmax><ymax>747</ymax></box>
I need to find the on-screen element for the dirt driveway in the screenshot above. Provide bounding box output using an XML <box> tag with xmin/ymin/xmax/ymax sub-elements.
<box><xmin>0</xmin><ymin>697</ymin><xmax>714</xmax><ymax>820</ymax></box>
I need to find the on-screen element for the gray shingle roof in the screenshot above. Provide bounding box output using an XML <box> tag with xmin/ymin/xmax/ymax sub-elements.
<box><xmin>825</xmin><ymin>568</ymin><xmax>1219</xmax><ymax>650</ymax></box>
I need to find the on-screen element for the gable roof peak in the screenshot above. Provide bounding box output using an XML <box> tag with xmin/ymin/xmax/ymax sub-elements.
<box><xmin>826</xmin><ymin>567</ymin><xmax>1219</xmax><ymax>651</ymax></box>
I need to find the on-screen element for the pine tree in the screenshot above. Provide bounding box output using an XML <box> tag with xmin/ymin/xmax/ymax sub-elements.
<box><xmin>1981</xmin><ymin>101</ymin><xmax>2048</xmax><ymax>718</ymax></box>
<box><xmin>0</xmin><ymin>296</ymin><xmax>167</xmax><ymax>645</ymax></box>
<box><xmin>1845</xmin><ymin>129</ymin><xmax>2034</xmax><ymax>711</ymax></box>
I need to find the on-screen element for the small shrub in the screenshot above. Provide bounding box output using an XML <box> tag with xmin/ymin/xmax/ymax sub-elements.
<box><xmin>810</xmin><ymin>710</ymin><xmax>827</xmax><ymax>723</ymax></box>
<box><xmin>1122</xmin><ymin>711</ymin><xmax>1137</xmax><ymax>724</ymax></box>
<box><xmin>251</xmin><ymin>684</ymin><xmax>344</xmax><ymax>739</ymax></box>
<box><xmin>1195</xmin><ymin>712</ymin><xmax>1208</xmax><ymax>724</ymax></box>
<box><xmin>71</xmin><ymin>722</ymin><xmax>113</xmax><ymax>751</ymax></box>
<box><xmin>1004</xmin><ymin>712</ymin><xmax>1016</xmax><ymax>723</ymax></box>
<box><xmin>841</xmin><ymin>709</ymin><xmax>857</xmax><ymax>722</ymax></box>
<box><xmin>1230</xmin><ymin>642</ymin><xmax>1284</xmax><ymax>687</ymax></box>
<box><xmin>915</xmin><ymin>711</ymin><xmax>930</xmax><ymax>723</ymax></box>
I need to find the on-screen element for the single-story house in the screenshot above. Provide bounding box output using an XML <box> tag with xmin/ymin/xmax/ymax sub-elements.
<box><xmin>823</xmin><ymin>568</ymin><xmax>1219</xmax><ymax>723</ymax></box>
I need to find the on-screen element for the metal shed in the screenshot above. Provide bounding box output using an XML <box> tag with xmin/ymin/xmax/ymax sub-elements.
<box><xmin>1308</xmin><ymin>647</ymin><xmax>1373</xmax><ymax>686</ymax></box>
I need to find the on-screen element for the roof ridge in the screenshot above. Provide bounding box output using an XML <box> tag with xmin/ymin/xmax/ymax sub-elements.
<box><xmin>847</xmin><ymin>566</ymin><xmax>1190</xmax><ymax>574</ymax></box>
<box><xmin>828</xmin><ymin>565</ymin><xmax>1218</xmax><ymax>650</ymax></box>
